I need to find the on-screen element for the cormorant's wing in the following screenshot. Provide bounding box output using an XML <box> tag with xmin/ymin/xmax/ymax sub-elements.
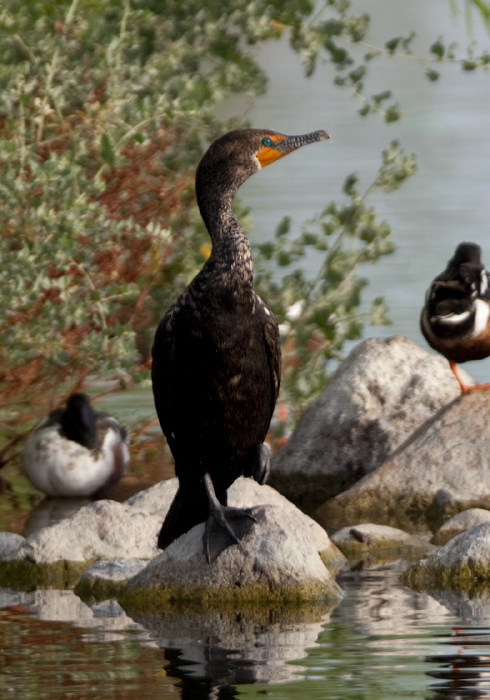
<box><xmin>263</xmin><ymin>312</ymin><xmax>281</xmax><ymax>420</ymax></box>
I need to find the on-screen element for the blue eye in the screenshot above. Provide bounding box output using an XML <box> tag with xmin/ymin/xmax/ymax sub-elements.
<box><xmin>262</xmin><ymin>137</ymin><xmax>272</xmax><ymax>147</ymax></box>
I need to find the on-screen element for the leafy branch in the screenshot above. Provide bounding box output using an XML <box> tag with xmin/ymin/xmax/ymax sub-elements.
<box><xmin>254</xmin><ymin>141</ymin><xmax>417</xmax><ymax>422</ymax></box>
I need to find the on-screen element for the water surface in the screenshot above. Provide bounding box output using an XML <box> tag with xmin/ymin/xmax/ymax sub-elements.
<box><xmin>2</xmin><ymin>564</ymin><xmax>490</xmax><ymax>699</ymax></box>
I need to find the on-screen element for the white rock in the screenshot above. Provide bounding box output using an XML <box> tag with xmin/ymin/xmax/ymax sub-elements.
<box><xmin>7</xmin><ymin>500</ymin><xmax>162</xmax><ymax>563</ymax></box>
<box><xmin>5</xmin><ymin>477</ymin><xmax>338</xmax><ymax>565</ymax></box>
<box><xmin>405</xmin><ymin>522</ymin><xmax>490</xmax><ymax>590</ymax></box>
<box><xmin>128</xmin><ymin>505</ymin><xmax>343</xmax><ymax>601</ymax></box>
<box><xmin>331</xmin><ymin>523</ymin><xmax>432</xmax><ymax>552</ymax></box>
<box><xmin>80</xmin><ymin>559</ymin><xmax>147</xmax><ymax>584</ymax></box>
<box><xmin>417</xmin><ymin>522</ymin><xmax>490</xmax><ymax>571</ymax></box>
<box><xmin>0</xmin><ymin>532</ymin><xmax>25</xmax><ymax>558</ymax></box>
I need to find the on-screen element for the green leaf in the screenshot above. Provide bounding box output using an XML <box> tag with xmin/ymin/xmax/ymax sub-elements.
<box><xmin>275</xmin><ymin>216</ymin><xmax>291</xmax><ymax>238</ymax></box>
<box><xmin>100</xmin><ymin>133</ymin><xmax>115</xmax><ymax>166</ymax></box>
<box><xmin>430</xmin><ymin>38</ymin><xmax>445</xmax><ymax>59</ymax></box>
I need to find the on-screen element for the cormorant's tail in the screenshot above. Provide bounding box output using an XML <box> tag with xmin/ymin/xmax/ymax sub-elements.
<box><xmin>157</xmin><ymin>487</ymin><xmax>209</xmax><ymax>550</ymax></box>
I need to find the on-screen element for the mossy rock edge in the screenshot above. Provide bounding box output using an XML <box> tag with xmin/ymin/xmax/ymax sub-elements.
<box><xmin>118</xmin><ymin>579</ymin><xmax>343</xmax><ymax>616</ymax></box>
<box><xmin>0</xmin><ymin>559</ymin><xmax>91</xmax><ymax>591</ymax></box>
<box><xmin>402</xmin><ymin>561</ymin><xmax>490</xmax><ymax>593</ymax></box>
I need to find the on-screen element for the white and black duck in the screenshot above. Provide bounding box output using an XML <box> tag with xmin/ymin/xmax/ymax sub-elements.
<box><xmin>22</xmin><ymin>393</ymin><xmax>129</xmax><ymax>497</ymax></box>
<box><xmin>420</xmin><ymin>242</ymin><xmax>490</xmax><ymax>393</ymax></box>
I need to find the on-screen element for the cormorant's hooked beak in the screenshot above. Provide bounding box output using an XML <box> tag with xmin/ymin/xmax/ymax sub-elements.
<box><xmin>256</xmin><ymin>130</ymin><xmax>330</xmax><ymax>168</ymax></box>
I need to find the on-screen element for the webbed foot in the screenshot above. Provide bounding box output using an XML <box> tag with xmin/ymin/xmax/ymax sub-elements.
<box><xmin>202</xmin><ymin>473</ymin><xmax>264</xmax><ymax>563</ymax></box>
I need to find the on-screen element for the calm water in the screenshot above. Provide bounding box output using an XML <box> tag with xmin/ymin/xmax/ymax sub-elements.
<box><xmin>3</xmin><ymin>2</ymin><xmax>490</xmax><ymax>697</ymax></box>
<box><xmin>2</xmin><ymin>564</ymin><xmax>490</xmax><ymax>699</ymax></box>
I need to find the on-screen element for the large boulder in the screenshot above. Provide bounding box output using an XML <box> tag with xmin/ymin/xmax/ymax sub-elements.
<box><xmin>317</xmin><ymin>390</ymin><xmax>490</xmax><ymax>532</ymax></box>
<box><xmin>123</xmin><ymin>505</ymin><xmax>343</xmax><ymax>605</ymax></box>
<box><xmin>270</xmin><ymin>336</ymin><xmax>468</xmax><ymax>512</ymax></box>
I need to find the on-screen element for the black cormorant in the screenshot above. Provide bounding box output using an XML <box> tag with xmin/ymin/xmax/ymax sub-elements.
<box><xmin>152</xmin><ymin>128</ymin><xmax>330</xmax><ymax>562</ymax></box>
<box><xmin>420</xmin><ymin>242</ymin><xmax>490</xmax><ymax>393</ymax></box>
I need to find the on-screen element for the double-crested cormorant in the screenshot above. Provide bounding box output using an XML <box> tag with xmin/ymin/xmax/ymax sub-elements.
<box><xmin>420</xmin><ymin>242</ymin><xmax>490</xmax><ymax>393</ymax></box>
<box><xmin>152</xmin><ymin>128</ymin><xmax>329</xmax><ymax>562</ymax></box>
<box><xmin>23</xmin><ymin>393</ymin><xmax>129</xmax><ymax>496</ymax></box>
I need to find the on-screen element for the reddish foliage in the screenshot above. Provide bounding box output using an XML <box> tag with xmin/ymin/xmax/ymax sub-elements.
<box><xmin>97</xmin><ymin>129</ymin><xmax>194</xmax><ymax>228</ymax></box>
<box><xmin>1</xmin><ymin>119</ymin><xmax>197</xmax><ymax>465</ymax></box>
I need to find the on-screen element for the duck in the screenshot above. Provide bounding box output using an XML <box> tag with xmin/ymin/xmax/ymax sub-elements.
<box><xmin>22</xmin><ymin>393</ymin><xmax>130</xmax><ymax>497</ymax></box>
<box><xmin>420</xmin><ymin>242</ymin><xmax>490</xmax><ymax>393</ymax></box>
<box><xmin>152</xmin><ymin>127</ymin><xmax>329</xmax><ymax>562</ymax></box>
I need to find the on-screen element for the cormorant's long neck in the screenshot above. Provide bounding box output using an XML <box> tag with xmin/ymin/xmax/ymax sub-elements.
<box><xmin>195</xmin><ymin>180</ymin><xmax>253</xmax><ymax>301</ymax></box>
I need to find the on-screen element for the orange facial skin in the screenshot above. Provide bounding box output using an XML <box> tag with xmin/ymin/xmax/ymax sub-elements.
<box><xmin>256</xmin><ymin>135</ymin><xmax>289</xmax><ymax>167</ymax></box>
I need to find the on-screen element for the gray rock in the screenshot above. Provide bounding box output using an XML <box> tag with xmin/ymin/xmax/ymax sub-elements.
<box><xmin>404</xmin><ymin>522</ymin><xmax>490</xmax><ymax>590</ymax></box>
<box><xmin>0</xmin><ymin>532</ymin><xmax>25</xmax><ymax>558</ymax></box>
<box><xmin>127</xmin><ymin>476</ymin><xmax>335</xmax><ymax>555</ymax></box>
<box><xmin>331</xmin><ymin>523</ymin><xmax>434</xmax><ymax>560</ymax></box>
<box><xmin>81</xmin><ymin>559</ymin><xmax>147</xmax><ymax>583</ymax></box>
<box><xmin>432</xmin><ymin>508</ymin><xmax>490</xmax><ymax>545</ymax></box>
<box><xmin>76</xmin><ymin>559</ymin><xmax>149</xmax><ymax>600</ymax></box>
<box><xmin>126</xmin><ymin>505</ymin><xmax>343</xmax><ymax>603</ymax></box>
<box><xmin>318</xmin><ymin>390</ymin><xmax>490</xmax><ymax>532</ymax></box>
<box><xmin>7</xmin><ymin>499</ymin><xmax>162</xmax><ymax>564</ymax></box>
<box><xmin>4</xmin><ymin>477</ymin><xmax>339</xmax><ymax>566</ymax></box>
<box><xmin>270</xmin><ymin>336</ymin><xmax>468</xmax><ymax>512</ymax></box>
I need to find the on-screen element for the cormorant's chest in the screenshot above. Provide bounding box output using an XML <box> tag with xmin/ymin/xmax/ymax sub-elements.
<box><xmin>175</xmin><ymin>292</ymin><xmax>270</xmax><ymax>375</ymax></box>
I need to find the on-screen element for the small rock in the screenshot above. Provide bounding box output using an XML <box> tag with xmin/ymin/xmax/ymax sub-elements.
<box><xmin>76</xmin><ymin>560</ymin><xmax>148</xmax><ymax>601</ymax></box>
<box><xmin>270</xmin><ymin>337</ymin><xmax>468</xmax><ymax>512</ymax></box>
<box><xmin>81</xmin><ymin>559</ymin><xmax>147</xmax><ymax>583</ymax></box>
<box><xmin>432</xmin><ymin>508</ymin><xmax>490</xmax><ymax>545</ymax></box>
<box><xmin>331</xmin><ymin>523</ymin><xmax>434</xmax><ymax>560</ymax></box>
<box><xmin>0</xmin><ymin>532</ymin><xmax>25</xmax><ymax>559</ymax></box>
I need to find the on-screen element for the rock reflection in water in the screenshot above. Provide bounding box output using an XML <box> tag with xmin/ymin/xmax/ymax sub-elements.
<box><xmin>423</xmin><ymin>589</ymin><xmax>490</xmax><ymax>699</ymax></box>
<box><xmin>0</xmin><ymin>588</ymin><xmax>147</xmax><ymax>643</ymax></box>
<box><xmin>130</xmin><ymin>604</ymin><xmax>337</xmax><ymax>696</ymax></box>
